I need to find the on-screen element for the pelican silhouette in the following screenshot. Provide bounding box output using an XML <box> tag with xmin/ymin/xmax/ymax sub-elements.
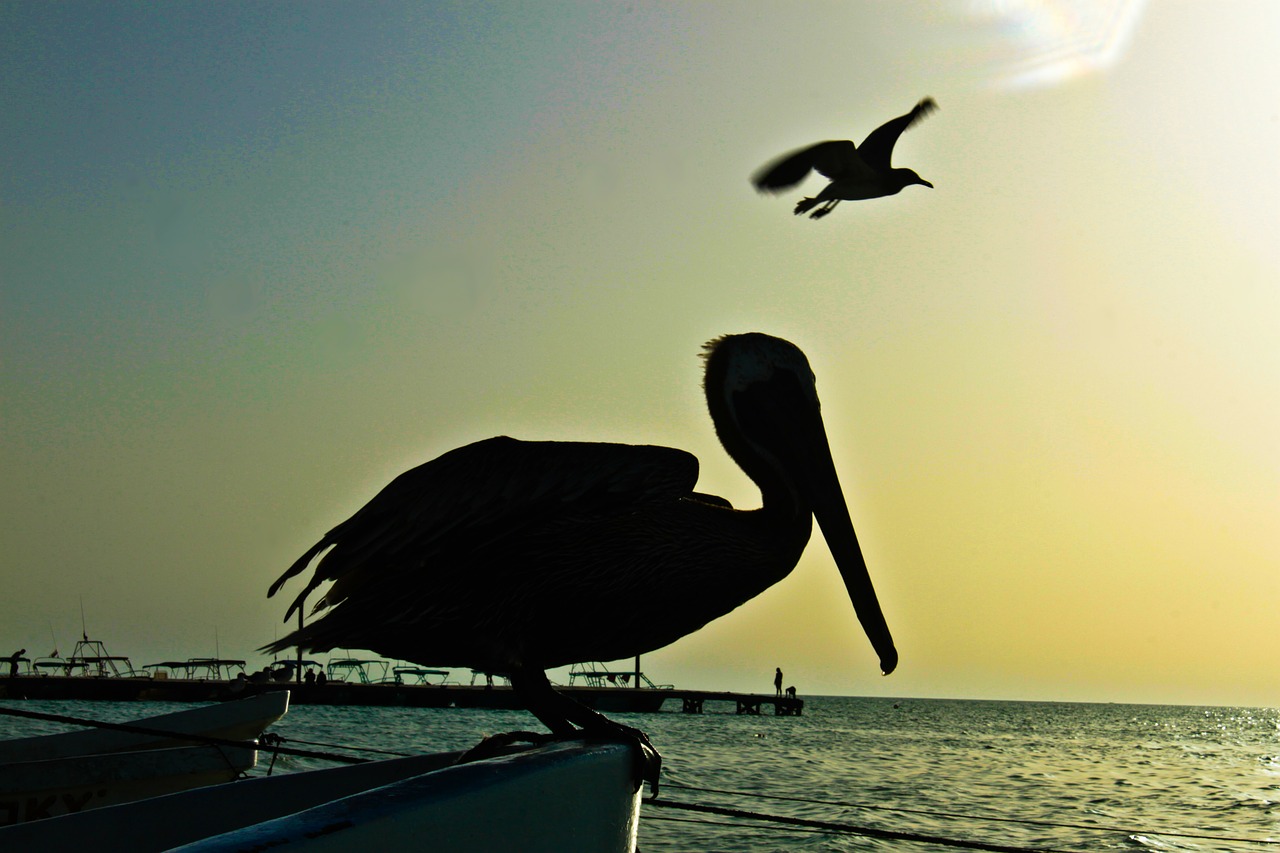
<box><xmin>753</xmin><ymin>98</ymin><xmax>937</xmax><ymax>219</ymax></box>
<box><xmin>263</xmin><ymin>333</ymin><xmax>897</xmax><ymax>790</ymax></box>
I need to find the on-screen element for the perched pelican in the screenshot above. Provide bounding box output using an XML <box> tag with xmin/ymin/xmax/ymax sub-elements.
<box><xmin>264</xmin><ymin>333</ymin><xmax>897</xmax><ymax>790</ymax></box>
<box><xmin>753</xmin><ymin>98</ymin><xmax>937</xmax><ymax>219</ymax></box>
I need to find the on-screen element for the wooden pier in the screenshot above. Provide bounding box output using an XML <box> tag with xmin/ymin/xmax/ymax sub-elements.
<box><xmin>668</xmin><ymin>690</ymin><xmax>803</xmax><ymax>716</ymax></box>
<box><xmin>2</xmin><ymin>645</ymin><xmax>803</xmax><ymax>715</ymax></box>
<box><xmin>0</xmin><ymin>677</ymin><xmax>802</xmax><ymax>715</ymax></box>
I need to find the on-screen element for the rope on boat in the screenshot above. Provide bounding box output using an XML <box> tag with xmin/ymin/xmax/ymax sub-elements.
<box><xmin>651</xmin><ymin>782</ymin><xmax>1280</xmax><ymax>848</ymax></box>
<box><xmin>0</xmin><ymin>705</ymin><xmax>370</xmax><ymax>766</ymax></box>
<box><xmin>646</xmin><ymin>798</ymin><xmax>1088</xmax><ymax>853</ymax></box>
<box><xmin>267</xmin><ymin>734</ymin><xmax>413</xmax><ymax>757</ymax></box>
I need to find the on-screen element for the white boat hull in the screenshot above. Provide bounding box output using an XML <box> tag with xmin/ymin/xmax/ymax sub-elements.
<box><xmin>0</xmin><ymin>691</ymin><xmax>288</xmax><ymax>825</ymax></box>
<box><xmin>0</xmin><ymin>691</ymin><xmax>289</xmax><ymax>763</ymax></box>
<box><xmin>0</xmin><ymin>744</ymin><xmax>257</xmax><ymax>825</ymax></box>
<box><xmin>0</xmin><ymin>751</ymin><xmax>457</xmax><ymax>852</ymax></box>
<box><xmin>171</xmin><ymin>740</ymin><xmax>641</xmax><ymax>853</ymax></box>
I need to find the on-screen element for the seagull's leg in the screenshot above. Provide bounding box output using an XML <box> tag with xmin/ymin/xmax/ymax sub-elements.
<box><xmin>510</xmin><ymin>668</ymin><xmax>662</xmax><ymax>796</ymax></box>
<box><xmin>793</xmin><ymin>197</ymin><xmax>820</xmax><ymax>217</ymax></box>
<box><xmin>811</xmin><ymin>200</ymin><xmax>839</xmax><ymax>219</ymax></box>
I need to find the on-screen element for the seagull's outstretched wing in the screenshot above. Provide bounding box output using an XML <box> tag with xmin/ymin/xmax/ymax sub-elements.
<box><xmin>267</xmin><ymin>437</ymin><xmax>699</xmax><ymax>622</ymax></box>
<box><xmin>751</xmin><ymin>140</ymin><xmax>866</xmax><ymax>192</ymax></box>
<box><xmin>857</xmin><ymin>98</ymin><xmax>937</xmax><ymax>172</ymax></box>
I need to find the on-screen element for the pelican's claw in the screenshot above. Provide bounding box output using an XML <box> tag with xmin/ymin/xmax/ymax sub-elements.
<box><xmin>582</xmin><ymin>721</ymin><xmax>662</xmax><ymax>798</ymax></box>
<box><xmin>458</xmin><ymin>726</ymin><xmax>661</xmax><ymax>797</ymax></box>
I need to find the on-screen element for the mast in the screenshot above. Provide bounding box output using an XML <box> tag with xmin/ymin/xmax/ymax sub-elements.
<box><xmin>297</xmin><ymin>592</ymin><xmax>305</xmax><ymax>684</ymax></box>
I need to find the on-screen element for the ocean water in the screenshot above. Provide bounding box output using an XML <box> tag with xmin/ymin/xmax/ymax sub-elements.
<box><xmin>3</xmin><ymin>696</ymin><xmax>1278</xmax><ymax>851</ymax></box>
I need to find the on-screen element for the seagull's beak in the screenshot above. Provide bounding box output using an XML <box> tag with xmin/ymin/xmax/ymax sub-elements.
<box><xmin>918</xmin><ymin>178</ymin><xmax>934</xmax><ymax>189</ymax></box>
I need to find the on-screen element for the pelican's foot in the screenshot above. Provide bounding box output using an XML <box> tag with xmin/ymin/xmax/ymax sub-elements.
<box><xmin>455</xmin><ymin>730</ymin><xmax>549</xmax><ymax>765</ymax></box>
<box><xmin>455</xmin><ymin>726</ymin><xmax>661</xmax><ymax>796</ymax></box>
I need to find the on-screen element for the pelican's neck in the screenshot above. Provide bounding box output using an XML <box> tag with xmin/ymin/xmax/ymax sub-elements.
<box><xmin>732</xmin><ymin>499</ymin><xmax>814</xmax><ymax>599</ymax></box>
<box><xmin>706</xmin><ymin>401</ymin><xmax>811</xmax><ymax>529</ymax></box>
<box><xmin>702</xmin><ymin>335</ymin><xmax>815</xmax><ymax>527</ymax></box>
<box><xmin>740</xmin><ymin>449</ymin><xmax>808</xmax><ymax>522</ymax></box>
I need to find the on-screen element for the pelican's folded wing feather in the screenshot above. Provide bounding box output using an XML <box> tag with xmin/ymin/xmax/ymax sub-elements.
<box><xmin>268</xmin><ymin>437</ymin><xmax>700</xmax><ymax>620</ymax></box>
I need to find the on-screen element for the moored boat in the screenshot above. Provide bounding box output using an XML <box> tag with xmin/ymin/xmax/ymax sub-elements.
<box><xmin>0</xmin><ymin>739</ymin><xmax>641</xmax><ymax>852</ymax></box>
<box><xmin>0</xmin><ymin>691</ymin><xmax>289</xmax><ymax>763</ymax></box>
<box><xmin>0</xmin><ymin>692</ymin><xmax>289</xmax><ymax>826</ymax></box>
<box><xmin>0</xmin><ymin>744</ymin><xmax>260</xmax><ymax>825</ymax></box>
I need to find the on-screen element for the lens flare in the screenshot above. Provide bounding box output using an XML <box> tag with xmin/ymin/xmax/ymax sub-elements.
<box><xmin>965</xmin><ymin>0</ymin><xmax>1148</xmax><ymax>89</ymax></box>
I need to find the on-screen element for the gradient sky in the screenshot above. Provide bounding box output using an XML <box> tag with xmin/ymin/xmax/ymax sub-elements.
<box><xmin>3</xmin><ymin>1</ymin><xmax>1277</xmax><ymax>707</ymax></box>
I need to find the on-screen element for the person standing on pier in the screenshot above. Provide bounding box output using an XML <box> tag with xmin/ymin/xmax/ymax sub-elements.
<box><xmin>774</xmin><ymin>667</ymin><xmax>783</xmax><ymax>696</ymax></box>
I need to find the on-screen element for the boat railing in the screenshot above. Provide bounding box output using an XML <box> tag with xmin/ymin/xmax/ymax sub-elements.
<box><xmin>142</xmin><ymin>659</ymin><xmax>248</xmax><ymax>680</ymax></box>
<box><xmin>57</xmin><ymin>638</ymin><xmax>145</xmax><ymax>678</ymax></box>
<box><xmin>63</xmin><ymin>655</ymin><xmax>142</xmax><ymax>678</ymax></box>
<box><xmin>392</xmin><ymin>667</ymin><xmax>451</xmax><ymax>685</ymax></box>
<box><xmin>188</xmin><ymin>659</ymin><xmax>249</xmax><ymax>680</ymax></box>
<box><xmin>31</xmin><ymin>658</ymin><xmax>72</xmax><ymax>676</ymax></box>
<box><xmin>265</xmin><ymin>659</ymin><xmax>325</xmax><ymax>683</ymax></box>
<box><xmin>325</xmin><ymin>659</ymin><xmax>394</xmax><ymax>684</ymax></box>
<box><xmin>567</xmin><ymin>661</ymin><xmax>673</xmax><ymax>689</ymax></box>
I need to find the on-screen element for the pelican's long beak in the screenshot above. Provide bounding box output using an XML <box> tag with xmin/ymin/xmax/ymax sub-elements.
<box><xmin>717</xmin><ymin>341</ymin><xmax>897</xmax><ymax>675</ymax></box>
<box><xmin>796</xmin><ymin>413</ymin><xmax>898</xmax><ymax>676</ymax></box>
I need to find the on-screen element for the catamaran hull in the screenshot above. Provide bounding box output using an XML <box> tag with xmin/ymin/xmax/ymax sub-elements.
<box><xmin>171</xmin><ymin>740</ymin><xmax>641</xmax><ymax>853</ymax></box>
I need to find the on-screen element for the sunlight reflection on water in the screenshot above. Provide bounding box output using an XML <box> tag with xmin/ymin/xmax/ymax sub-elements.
<box><xmin>2</xmin><ymin>696</ymin><xmax>1276</xmax><ymax>851</ymax></box>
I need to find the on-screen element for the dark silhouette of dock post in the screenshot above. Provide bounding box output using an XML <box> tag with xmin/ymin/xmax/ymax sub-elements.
<box><xmin>296</xmin><ymin>592</ymin><xmax>305</xmax><ymax>684</ymax></box>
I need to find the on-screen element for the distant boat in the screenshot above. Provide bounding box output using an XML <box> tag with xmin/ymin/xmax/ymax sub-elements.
<box><xmin>0</xmin><ymin>739</ymin><xmax>640</xmax><ymax>852</ymax></box>
<box><xmin>325</xmin><ymin>657</ymin><xmax>395</xmax><ymax>684</ymax></box>
<box><xmin>392</xmin><ymin>666</ymin><xmax>453</xmax><ymax>685</ymax></box>
<box><xmin>567</xmin><ymin>660</ymin><xmax>673</xmax><ymax>690</ymax></box>
<box><xmin>36</xmin><ymin>636</ymin><xmax>143</xmax><ymax>678</ymax></box>
<box><xmin>0</xmin><ymin>691</ymin><xmax>289</xmax><ymax>825</ymax></box>
<box><xmin>143</xmin><ymin>658</ymin><xmax>250</xmax><ymax>681</ymax></box>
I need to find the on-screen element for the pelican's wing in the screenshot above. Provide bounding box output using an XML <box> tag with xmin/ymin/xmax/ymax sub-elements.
<box><xmin>267</xmin><ymin>437</ymin><xmax>699</xmax><ymax>620</ymax></box>
<box><xmin>857</xmin><ymin>98</ymin><xmax>937</xmax><ymax>172</ymax></box>
<box><xmin>751</xmin><ymin>140</ymin><xmax>860</xmax><ymax>191</ymax></box>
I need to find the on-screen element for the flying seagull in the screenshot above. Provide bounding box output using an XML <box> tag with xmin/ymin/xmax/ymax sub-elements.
<box><xmin>263</xmin><ymin>333</ymin><xmax>897</xmax><ymax>792</ymax></box>
<box><xmin>753</xmin><ymin>98</ymin><xmax>937</xmax><ymax>219</ymax></box>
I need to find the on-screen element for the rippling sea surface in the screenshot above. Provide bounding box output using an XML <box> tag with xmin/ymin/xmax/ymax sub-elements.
<box><xmin>4</xmin><ymin>696</ymin><xmax>1278</xmax><ymax>851</ymax></box>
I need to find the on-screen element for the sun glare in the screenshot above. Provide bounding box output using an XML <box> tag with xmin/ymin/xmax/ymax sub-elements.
<box><xmin>965</xmin><ymin>0</ymin><xmax>1148</xmax><ymax>89</ymax></box>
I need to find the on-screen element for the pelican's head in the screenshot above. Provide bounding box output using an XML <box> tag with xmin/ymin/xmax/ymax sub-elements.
<box><xmin>702</xmin><ymin>333</ymin><xmax>897</xmax><ymax>675</ymax></box>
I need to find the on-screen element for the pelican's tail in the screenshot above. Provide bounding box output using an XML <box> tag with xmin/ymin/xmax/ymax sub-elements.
<box><xmin>793</xmin><ymin>197</ymin><xmax>820</xmax><ymax>216</ymax></box>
